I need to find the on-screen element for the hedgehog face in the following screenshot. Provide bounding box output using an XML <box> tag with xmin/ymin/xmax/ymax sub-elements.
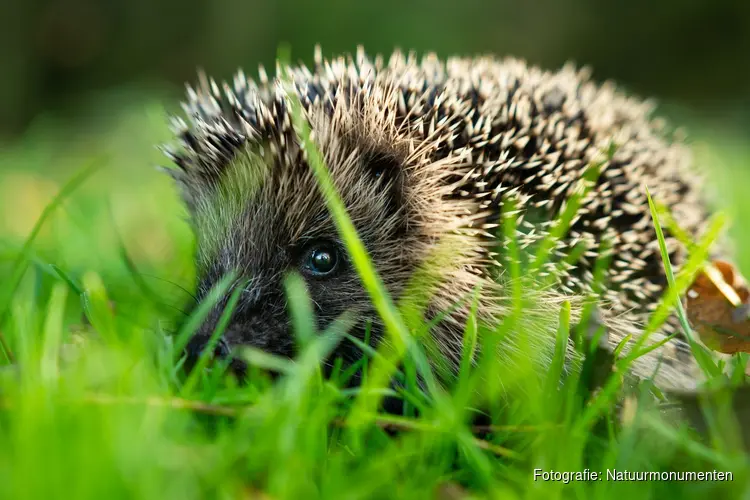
<box><xmin>179</xmin><ymin>114</ymin><xmax>433</xmax><ymax>372</ymax></box>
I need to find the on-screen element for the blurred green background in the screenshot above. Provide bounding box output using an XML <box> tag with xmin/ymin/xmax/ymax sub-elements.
<box><xmin>0</xmin><ymin>0</ymin><xmax>749</xmax><ymax>318</ymax></box>
<box><xmin>3</xmin><ymin>0</ymin><xmax>750</xmax><ymax>137</ymax></box>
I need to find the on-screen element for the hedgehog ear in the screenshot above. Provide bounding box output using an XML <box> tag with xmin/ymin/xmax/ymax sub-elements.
<box><xmin>365</xmin><ymin>152</ymin><xmax>406</xmax><ymax>228</ymax></box>
<box><xmin>366</xmin><ymin>152</ymin><xmax>401</xmax><ymax>183</ymax></box>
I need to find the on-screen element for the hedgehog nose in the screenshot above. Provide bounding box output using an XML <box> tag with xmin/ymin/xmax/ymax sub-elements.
<box><xmin>183</xmin><ymin>334</ymin><xmax>249</xmax><ymax>380</ymax></box>
<box><xmin>184</xmin><ymin>334</ymin><xmax>231</xmax><ymax>368</ymax></box>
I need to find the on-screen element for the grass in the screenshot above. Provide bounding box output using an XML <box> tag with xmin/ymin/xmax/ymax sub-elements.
<box><xmin>0</xmin><ymin>69</ymin><xmax>749</xmax><ymax>499</ymax></box>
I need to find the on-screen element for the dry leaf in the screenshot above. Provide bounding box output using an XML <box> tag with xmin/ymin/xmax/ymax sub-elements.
<box><xmin>686</xmin><ymin>260</ymin><xmax>750</xmax><ymax>354</ymax></box>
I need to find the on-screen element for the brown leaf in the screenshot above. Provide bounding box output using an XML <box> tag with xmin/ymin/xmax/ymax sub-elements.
<box><xmin>686</xmin><ymin>260</ymin><xmax>750</xmax><ymax>354</ymax></box>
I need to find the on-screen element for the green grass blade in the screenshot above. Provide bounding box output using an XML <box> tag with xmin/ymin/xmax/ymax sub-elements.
<box><xmin>279</xmin><ymin>57</ymin><xmax>413</xmax><ymax>427</ymax></box>
<box><xmin>180</xmin><ymin>280</ymin><xmax>245</xmax><ymax>395</ymax></box>
<box><xmin>645</xmin><ymin>187</ymin><xmax>720</xmax><ymax>377</ymax></box>
<box><xmin>0</xmin><ymin>156</ymin><xmax>104</xmax><ymax>361</ymax></box>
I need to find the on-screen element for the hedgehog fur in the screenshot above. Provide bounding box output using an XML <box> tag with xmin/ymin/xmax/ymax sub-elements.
<box><xmin>162</xmin><ymin>46</ymin><xmax>718</xmax><ymax>391</ymax></box>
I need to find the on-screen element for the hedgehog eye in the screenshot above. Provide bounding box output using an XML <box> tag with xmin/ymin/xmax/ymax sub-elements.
<box><xmin>302</xmin><ymin>243</ymin><xmax>339</xmax><ymax>277</ymax></box>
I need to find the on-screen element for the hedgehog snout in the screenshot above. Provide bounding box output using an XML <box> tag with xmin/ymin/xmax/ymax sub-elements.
<box><xmin>184</xmin><ymin>333</ymin><xmax>249</xmax><ymax>379</ymax></box>
<box><xmin>184</xmin><ymin>333</ymin><xmax>231</xmax><ymax>365</ymax></box>
<box><xmin>182</xmin><ymin>293</ymin><xmax>295</xmax><ymax>380</ymax></box>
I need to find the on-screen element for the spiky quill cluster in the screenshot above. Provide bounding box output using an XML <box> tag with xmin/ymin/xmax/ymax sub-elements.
<box><xmin>163</xmin><ymin>46</ymin><xmax>715</xmax><ymax>390</ymax></box>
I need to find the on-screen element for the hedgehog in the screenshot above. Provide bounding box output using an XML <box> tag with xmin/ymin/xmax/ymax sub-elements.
<box><xmin>161</xmin><ymin>46</ymin><xmax>722</xmax><ymax>392</ymax></box>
